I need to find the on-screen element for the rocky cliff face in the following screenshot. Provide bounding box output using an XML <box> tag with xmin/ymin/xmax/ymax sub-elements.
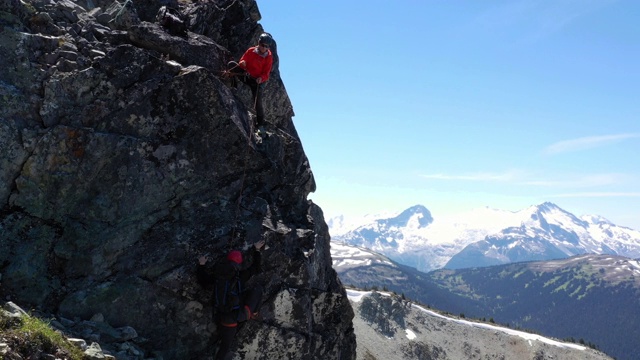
<box><xmin>0</xmin><ymin>0</ymin><xmax>355</xmax><ymax>359</ymax></box>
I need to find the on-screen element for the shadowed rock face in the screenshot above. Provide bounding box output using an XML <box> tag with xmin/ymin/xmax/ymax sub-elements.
<box><xmin>0</xmin><ymin>0</ymin><xmax>355</xmax><ymax>359</ymax></box>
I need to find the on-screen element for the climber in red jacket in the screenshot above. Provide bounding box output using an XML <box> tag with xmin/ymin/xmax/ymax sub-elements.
<box><xmin>227</xmin><ymin>33</ymin><xmax>274</xmax><ymax>131</ymax></box>
<box><xmin>197</xmin><ymin>239</ymin><xmax>265</xmax><ymax>360</ymax></box>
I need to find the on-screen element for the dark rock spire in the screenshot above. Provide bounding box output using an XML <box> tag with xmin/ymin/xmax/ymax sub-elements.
<box><xmin>0</xmin><ymin>0</ymin><xmax>355</xmax><ymax>358</ymax></box>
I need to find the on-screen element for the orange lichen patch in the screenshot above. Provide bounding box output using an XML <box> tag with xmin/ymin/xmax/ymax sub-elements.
<box><xmin>64</xmin><ymin>128</ymin><xmax>85</xmax><ymax>158</ymax></box>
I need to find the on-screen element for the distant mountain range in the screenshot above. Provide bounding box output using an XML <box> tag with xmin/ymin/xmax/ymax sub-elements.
<box><xmin>330</xmin><ymin>203</ymin><xmax>640</xmax><ymax>359</ymax></box>
<box><xmin>330</xmin><ymin>202</ymin><xmax>640</xmax><ymax>272</ymax></box>
<box><xmin>331</xmin><ymin>243</ymin><xmax>640</xmax><ymax>360</ymax></box>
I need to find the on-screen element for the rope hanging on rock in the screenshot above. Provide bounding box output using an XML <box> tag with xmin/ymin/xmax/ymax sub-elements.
<box><xmin>230</xmin><ymin>89</ymin><xmax>259</xmax><ymax>242</ymax></box>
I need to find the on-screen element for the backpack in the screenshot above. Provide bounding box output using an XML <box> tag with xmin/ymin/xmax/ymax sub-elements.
<box><xmin>156</xmin><ymin>6</ymin><xmax>188</xmax><ymax>37</ymax></box>
<box><xmin>213</xmin><ymin>266</ymin><xmax>242</xmax><ymax>313</ymax></box>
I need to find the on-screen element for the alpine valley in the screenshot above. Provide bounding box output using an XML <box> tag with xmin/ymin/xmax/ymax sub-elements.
<box><xmin>332</xmin><ymin>244</ymin><xmax>639</xmax><ymax>360</ymax></box>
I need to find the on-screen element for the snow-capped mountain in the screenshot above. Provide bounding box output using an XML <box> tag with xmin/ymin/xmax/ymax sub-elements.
<box><xmin>331</xmin><ymin>241</ymin><xmax>397</xmax><ymax>270</ymax></box>
<box><xmin>330</xmin><ymin>202</ymin><xmax>640</xmax><ymax>272</ymax></box>
<box><xmin>330</xmin><ymin>241</ymin><xmax>433</xmax><ymax>293</ymax></box>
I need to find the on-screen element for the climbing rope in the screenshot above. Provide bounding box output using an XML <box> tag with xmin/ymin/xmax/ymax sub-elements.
<box><xmin>220</xmin><ymin>63</ymin><xmax>239</xmax><ymax>78</ymax></box>
<box><xmin>226</xmin><ymin>68</ymin><xmax>262</xmax><ymax>243</ymax></box>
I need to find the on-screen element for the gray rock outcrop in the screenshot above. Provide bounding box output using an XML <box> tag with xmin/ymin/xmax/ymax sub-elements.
<box><xmin>0</xmin><ymin>0</ymin><xmax>355</xmax><ymax>359</ymax></box>
<box><xmin>351</xmin><ymin>291</ymin><xmax>613</xmax><ymax>360</ymax></box>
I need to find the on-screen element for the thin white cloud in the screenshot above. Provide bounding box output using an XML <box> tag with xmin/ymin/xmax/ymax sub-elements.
<box><xmin>421</xmin><ymin>171</ymin><xmax>629</xmax><ymax>189</ymax></box>
<box><xmin>544</xmin><ymin>133</ymin><xmax>640</xmax><ymax>155</ymax></box>
<box><xmin>529</xmin><ymin>0</ymin><xmax>615</xmax><ymax>42</ymax></box>
<box><xmin>522</xmin><ymin>174</ymin><xmax>627</xmax><ymax>188</ymax></box>
<box><xmin>475</xmin><ymin>0</ymin><xmax>616</xmax><ymax>43</ymax></box>
<box><xmin>549</xmin><ymin>192</ymin><xmax>640</xmax><ymax>198</ymax></box>
<box><xmin>420</xmin><ymin>171</ymin><xmax>521</xmax><ymax>182</ymax></box>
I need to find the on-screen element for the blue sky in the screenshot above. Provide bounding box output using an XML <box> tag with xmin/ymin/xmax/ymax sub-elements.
<box><xmin>258</xmin><ymin>1</ymin><xmax>640</xmax><ymax>230</ymax></box>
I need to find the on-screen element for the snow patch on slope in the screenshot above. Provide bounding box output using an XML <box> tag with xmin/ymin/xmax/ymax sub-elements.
<box><xmin>347</xmin><ymin>290</ymin><xmax>588</xmax><ymax>351</ymax></box>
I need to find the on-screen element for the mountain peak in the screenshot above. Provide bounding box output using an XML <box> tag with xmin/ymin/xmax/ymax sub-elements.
<box><xmin>582</xmin><ymin>214</ymin><xmax>613</xmax><ymax>226</ymax></box>
<box><xmin>536</xmin><ymin>202</ymin><xmax>561</xmax><ymax>212</ymax></box>
<box><xmin>383</xmin><ymin>204</ymin><xmax>433</xmax><ymax>228</ymax></box>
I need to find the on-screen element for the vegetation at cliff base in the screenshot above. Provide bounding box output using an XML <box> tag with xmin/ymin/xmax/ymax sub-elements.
<box><xmin>0</xmin><ymin>310</ymin><xmax>84</xmax><ymax>360</ymax></box>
